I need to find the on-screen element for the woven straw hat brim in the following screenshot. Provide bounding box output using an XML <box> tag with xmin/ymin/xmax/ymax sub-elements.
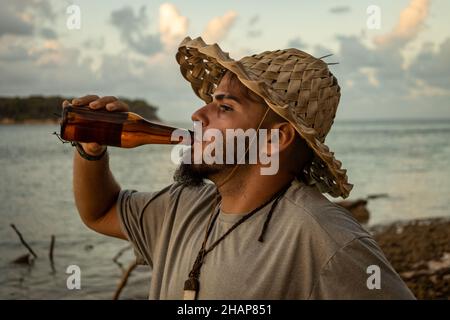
<box><xmin>176</xmin><ymin>36</ymin><xmax>353</xmax><ymax>198</ymax></box>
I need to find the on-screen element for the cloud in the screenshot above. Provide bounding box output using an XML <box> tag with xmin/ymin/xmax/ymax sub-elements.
<box><xmin>34</xmin><ymin>0</ymin><xmax>56</xmax><ymax>22</ymax></box>
<box><xmin>409</xmin><ymin>38</ymin><xmax>450</xmax><ymax>90</ymax></box>
<box><xmin>246</xmin><ymin>15</ymin><xmax>261</xmax><ymax>38</ymax></box>
<box><xmin>359</xmin><ymin>67</ymin><xmax>380</xmax><ymax>87</ymax></box>
<box><xmin>326</xmin><ymin>30</ymin><xmax>450</xmax><ymax>119</ymax></box>
<box><xmin>8</xmin><ymin>0</ymin><xmax>57</xmax><ymax>22</ymax></box>
<box><xmin>0</xmin><ymin>38</ymin><xmax>98</xmax><ymax>94</ymax></box>
<box><xmin>0</xmin><ymin>38</ymin><xmax>190</xmax><ymax>107</ymax></box>
<box><xmin>110</xmin><ymin>6</ymin><xmax>162</xmax><ymax>56</ymax></box>
<box><xmin>40</xmin><ymin>27</ymin><xmax>57</xmax><ymax>39</ymax></box>
<box><xmin>110</xmin><ymin>3</ymin><xmax>190</xmax><ymax>55</ymax></box>
<box><xmin>32</xmin><ymin>40</ymin><xmax>70</xmax><ymax>68</ymax></box>
<box><xmin>288</xmin><ymin>37</ymin><xmax>308</xmax><ymax>49</ymax></box>
<box><xmin>159</xmin><ymin>3</ymin><xmax>189</xmax><ymax>50</ymax></box>
<box><xmin>21</xmin><ymin>0</ymin><xmax>56</xmax><ymax>22</ymax></box>
<box><xmin>329</xmin><ymin>6</ymin><xmax>351</xmax><ymax>14</ymax></box>
<box><xmin>0</xmin><ymin>5</ymin><xmax>34</xmax><ymax>37</ymax></box>
<box><xmin>247</xmin><ymin>30</ymin><xmax>262</xmax><ymax>38</ymax></box>
<box><xmin>248</xmin><ymin>15</ymin><xmax>259</xmax><ymax>26</ymax></box>
<box><xmin>0</xmin><ymin>1</ymin><xmax>448</xmax><ymax>121</ymax></box>
<box><xmin>0</xmin><ymin>0</ymin><xmax>58</xmax><ymax>39</ymax></box>
<box><xmin>82</xmin><ymin>38</ymin><xmax>105</xmax><ymax>50</ymax></box>
<box><xmin>408</xmin><ymin>79</ymin><xmax>450</xmax><ymax>98</ymax></box>
<box><xmin>313</xmin><ymin>45</ymin><xmax>338</xmax><ymax>61</ymax></box>
<box><xmin>335</xmin><ymin>35</ymin><xmax>405</xmax><ymax>86</ymax></box>
<box><xmin>0</xmin><ymin>41</ymin><xmax>32</xmax><ymax>62</ymax></box>
<box><xmin>0</xmin><ymin>1</ymin><xmax>195</xmax><ymax>121</ymax></box>
<box><xmin>374</xmin><ymin>0</ymin><xmax>431</xmax><ymax>47</ymax></box>
<box><xmin>202</xmin><ymin>11</ymin><xmax>238</xmax><ymax>43</ymax></box>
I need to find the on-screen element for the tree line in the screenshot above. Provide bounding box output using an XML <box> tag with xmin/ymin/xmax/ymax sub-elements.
<box><xmin>0</xmin><ymin>96</ymin><xmax>159</xmax><ymax>122</ymax></box>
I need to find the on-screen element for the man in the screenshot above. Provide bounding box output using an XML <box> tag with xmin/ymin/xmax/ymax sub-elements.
<box><xmin>65</xmin><ymin>37</ymin><xmax>414</xmax><ymax>299</ymax></box>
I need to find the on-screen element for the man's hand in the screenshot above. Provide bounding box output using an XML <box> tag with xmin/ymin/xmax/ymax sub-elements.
<box><xmin>62</xmin><ymin>95</ymin><xmax>129</xmax><ymax>156</ymax></box>
<box><xmin>67</xmin><ymin>95</ymin><xmax>128</xmax><ymax>240</ymax></box>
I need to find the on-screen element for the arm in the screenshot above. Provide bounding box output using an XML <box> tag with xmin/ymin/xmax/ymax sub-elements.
<box><xmin>65</xmin><ymin>95</ymin><xmax>129</xmax><ymax>240</ymax></box>
<box><xmin>308</xmin><ymin>237</ymin><xmax>415</xmax><ymax>299</ymax></box>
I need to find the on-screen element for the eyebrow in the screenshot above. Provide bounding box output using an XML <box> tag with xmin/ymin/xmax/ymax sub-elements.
<box><xmin>213</xmin><ymin>93</ymin><xmax>241</xmax><ymax>104</ymax></box>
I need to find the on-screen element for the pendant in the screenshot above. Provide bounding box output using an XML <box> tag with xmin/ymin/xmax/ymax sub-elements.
<box><xmin>183</xmin><ymin>277</ymin><xmax>199</xmax><ymax>300</ymax></box>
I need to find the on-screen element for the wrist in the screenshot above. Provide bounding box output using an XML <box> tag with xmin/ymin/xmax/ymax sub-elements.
<box><xmin>73</xmin><ymin>142</ymin><xmax>107</xmax><ymax>161</ymax></box>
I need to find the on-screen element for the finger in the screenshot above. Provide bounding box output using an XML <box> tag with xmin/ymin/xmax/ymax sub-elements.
<box><xmin>62</xmin><ymin>100</ymin><xmax>70</xmax><ymax>108</ymax></box>
<box><xmin>89</xmin><ymin>96</ymin><xmax>117</xmax><ymax>109</ymax></box>
<box><xmin>72</xmin><ymin>95</ymin><xmax>99</xmax><ymax>106</ymax></box>
<box><xmin>105</xmin><ymin>100</ymin><xmax>129</xmax><ymax>112</ymax></box>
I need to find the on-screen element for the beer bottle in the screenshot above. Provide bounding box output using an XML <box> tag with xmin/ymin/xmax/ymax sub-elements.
<box><xmin>60</xmin><ymin>105</ymin><xmax>193</xmax><ymax>148</ymax></box>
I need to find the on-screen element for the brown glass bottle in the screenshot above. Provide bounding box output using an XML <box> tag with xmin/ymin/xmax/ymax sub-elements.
<box><xmin>60</xmin><ymin>105</ymin><xmax>193</xmax><ymax>148</ymax></box>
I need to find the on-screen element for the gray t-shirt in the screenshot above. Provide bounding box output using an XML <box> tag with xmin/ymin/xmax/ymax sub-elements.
<box><xmin>117</xmin><ymin>179</ymin><xmax>414</xmax><ymax>299</ymax></box>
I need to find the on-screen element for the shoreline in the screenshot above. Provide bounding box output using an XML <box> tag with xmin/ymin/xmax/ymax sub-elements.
<box><xmin>0</xmin><ymin>118</ymin><xmax>60</xmax><ymax>125</ymax></box>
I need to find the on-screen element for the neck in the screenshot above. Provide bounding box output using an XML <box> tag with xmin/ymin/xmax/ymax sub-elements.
<box><xmin>211</xmin><ymin>166</ymin><xmax>294</xmax><ymax>214</ymax></box>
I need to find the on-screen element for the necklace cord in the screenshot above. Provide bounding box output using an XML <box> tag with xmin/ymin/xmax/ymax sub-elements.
<box><xmin>185</xmin><ymin>181</ymin><xmax>291</xmax><ymax>297</ymax></box>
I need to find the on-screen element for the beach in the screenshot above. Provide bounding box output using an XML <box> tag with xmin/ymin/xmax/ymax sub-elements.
<box><xmin>372</xmin><ymin>218</ymin><xmax>450</xmax><ymax>299</ymax></box>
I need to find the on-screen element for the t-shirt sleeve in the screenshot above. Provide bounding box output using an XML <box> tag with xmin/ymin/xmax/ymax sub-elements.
<box><xmin>116</xmin><ymin>185</ymin><xmax>172</xmax><ymax>267</ymax></box>
<box><xmin>309</xmin><ymin>237</ymin><xmax>416</xmax><ymax>299</ymax></box>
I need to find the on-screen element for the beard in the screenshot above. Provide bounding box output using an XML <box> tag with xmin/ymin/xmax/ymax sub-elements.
<box><xmin>173</xmin><ymin>163</ymin><xmax>223</xmax><ymax>187</ymax></box>
<box><xmin>173</xmin><ymin>145</ymin><xmax>225</xmax><ymax>187</ymax></box>
<box><xmin>173</xmin><ymin>143</ymin><xmax>245</xmax><ymax>187</ymax></box>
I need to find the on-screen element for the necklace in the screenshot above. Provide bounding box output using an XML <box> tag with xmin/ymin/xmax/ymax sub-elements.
<box><xmin>183</xmin><ymin>183</ymin><xmax>291</xmax><ymax>300</ymax></box>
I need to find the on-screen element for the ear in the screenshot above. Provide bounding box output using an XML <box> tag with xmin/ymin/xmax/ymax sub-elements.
<box><xmin>264</xmin><ymin>122</ymin><xmax>296</xmax><ymax>156</ymax></box>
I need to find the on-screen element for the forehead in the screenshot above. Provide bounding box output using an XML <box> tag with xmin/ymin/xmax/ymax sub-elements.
<box><xmin>215</xmin><ymin>72</ymin><xmax>246</xmax><ymax>96</ymax></box>
<box><xmin>214</xmin><ymin>72</ymin><xmax>266</xmax><ymax>107</ymax></box>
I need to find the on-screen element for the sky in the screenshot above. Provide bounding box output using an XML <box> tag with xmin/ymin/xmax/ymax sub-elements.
<box><xmin>0</xmin><ymin>0</ymin><xmax>449</xmax><ymax>121</ymax></box>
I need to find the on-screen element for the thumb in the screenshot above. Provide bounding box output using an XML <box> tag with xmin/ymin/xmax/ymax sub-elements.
<box><xmin>62</xmin><ymin>100</ymin><xmax>70</xmax><ymax>108</ymax></box>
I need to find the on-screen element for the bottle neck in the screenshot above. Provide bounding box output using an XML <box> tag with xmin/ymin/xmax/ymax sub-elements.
<box><xmin>120</xmin><ymin>117</ymin><xmax>193</xmax><ymax>147</ymax></box>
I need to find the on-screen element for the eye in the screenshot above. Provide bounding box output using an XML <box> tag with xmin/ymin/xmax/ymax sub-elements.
<box><xmin>219</xmin><ymin>104</ymin><xmax>233</xmax><ymax>112</ymax></box>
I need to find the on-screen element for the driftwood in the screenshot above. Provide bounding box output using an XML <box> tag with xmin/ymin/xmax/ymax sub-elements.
<box><xmin>8</xmin><ymin>223</ymin><xmax>142</xmax><ymax>299</ymax></box>
<box><xmin>336</xmin><ymin>199</ymin><xmax>370</xmax><ymax>223</ymax></box>
<box><xmin>10</xmin><ymin>224</ymin><xmax>38</xmax><ymax>259</ymax></box>
<box><xmin>113</xmin><ymin>260</ymin><xmax>138</xmax><ymax>300</ymax></box>
<box><xmin>12</xmin><ymin>253</ymin><xmax>34</xmax><ymax>265</ymax></box>
<box><xmin>335</xmin><ymin>194</ymin><xmax>388</xmax><ymax>224</ymax></box>
<box><xmin>113</xmin><ymin>245</ymin><xmax>132</xmax><ymax>272</ymax></box>
<box><xmin>367</xmin><ymin>193</ymin><xmax>388</xmax><ymax>200</ymax></box>
<box><xmin>112</xmin><ymin>245</ymin><xmax>136</xmax><ymax>299</ymax></box>
<box><xmin>49</xmin><ymin>235</ymin><xmax>56</xmax><ymax>273</ymax></box>
<box><xmin>113</xmin><ymin>245</ymin><xmax>132</xmax><ymax>263</ymax></box>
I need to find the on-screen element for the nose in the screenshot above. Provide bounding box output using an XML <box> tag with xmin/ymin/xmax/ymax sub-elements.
<box><xmin>191</xmin><ymin>103</ymin><xmax>210</xmax><ymax>127</ymax></box>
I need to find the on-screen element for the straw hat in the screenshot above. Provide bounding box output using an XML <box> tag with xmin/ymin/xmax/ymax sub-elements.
<box><xmin>176</xmin><ymin>36</ymin><xmax>353</xmax><ymax>199</ymax></box>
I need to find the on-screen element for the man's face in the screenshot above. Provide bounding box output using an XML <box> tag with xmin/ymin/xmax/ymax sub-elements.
<box><xmin>174</xmin><ymin>71</ymin><xmax>268</xmax><ymax>186</ymax></box>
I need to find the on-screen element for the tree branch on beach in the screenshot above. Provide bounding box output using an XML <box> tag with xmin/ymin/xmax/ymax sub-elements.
<box><xmin>113</xmin><ymin>260</ymin><xmax>138</xmax><ymax>300</ymax></box>
<box><xmin>10</xmin><ymin>224</ymin><xmax>38</xmax><ymax>259</ymax></box>
<box><xmin>49</xmin><ymin>235</ymin><xmax>56</xmax><ymax>273</ymax></box>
